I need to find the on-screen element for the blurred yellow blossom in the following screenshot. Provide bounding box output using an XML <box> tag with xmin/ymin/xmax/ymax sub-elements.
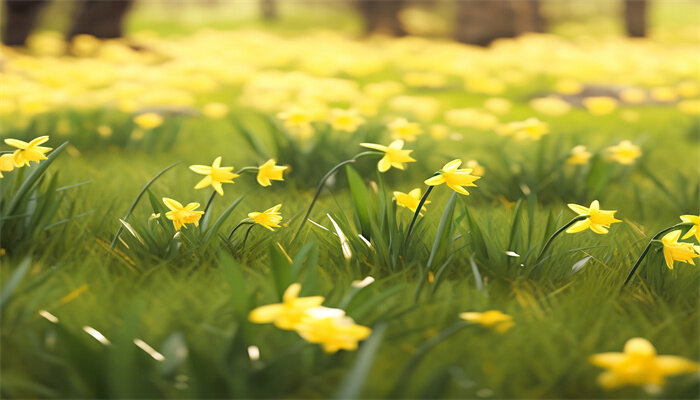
<box><xmin>465</xmin><ymin>160</ymin><xmax>485</xmax><ymax>176</ymax></box>
<box><xmin>555</xmin><ymin>79</ymin><xmax>583</xmax><ymax>95</ymax></box>
<box><xmin>567</xmin><ymin>145</ymin><xmax>592</xmax><ymax>165</ymax></box>
<box><xmin>676</xmin><ymin>81</ymin><xmax>699</xmax><ymax>98</ymax></box>
<box><xmin>459</xmin><ymin>310</ymin><xmax>514</xmax><ymax>333</ymax></box>
<box><xmin>498</xmin><ymin>117</ymin><xmax>549</xmax><ymax>140</ymax></box>
<box><xmin>530</xmin><ymin>96</ymin><xmax>571</xmax><ymax>116</ymax></box>
<box><xmin>393</xmin><ymin>188</ymin><xmax>430</xmax><ymax>215</ymax></box>
<box><xmin>589</xmin><ymin>337</ymin><xmax>699</xmax><ymax>390</ymax></box>
<box><xmin>248</xmin><ymin>283</ymin><xmax>324</xmax><ymax>330</ymax></box>
<box><xmin>619</xmin><ymin>88</ymin><xmax>647</xmax><ymax>104</ymax></box>
<box><xmin>249</xmin><ymin>204</ymin><xmax>283</xmax><ymax>231</ymax></box>
<box><xmin>425</xmin><ymin>159</ymin><xmax>480</xmax><ymax>196</ymax></box>
<box><xmin>162</xmin><ymin>197</ymin><xmax>204</xmax><ymax>231</ymax></box>
<box><xmin>328</xmin><ymin>108</ymin><xmax>364</xmax><ymax>132</ymax></box>
<box><xmin>566</xmin><ymin>200</ymin><xmax>621</xmax><ymax>234</ymax></box>
<box><xmin>388</xmin><ymin>118</ymin><xmax>423</xmax><ymax>141</ymax></box>
<box><xmin>0</xmin><ymin>154</ymin><xmax>16</xmax><ymax>178</ymax></box>
<box><xmin>680</xmin><ymin>215</ymin><xmax>700</xmax><ymax>242</ymax></box>
<box><xmin>202</xmin><ymin>102</ymin><xmax>229</xmax><ymax>119</ymax></box>
<box><xmin>661</xmin><ymin>230</ymin><xmax>700</xmax><ymax>270</ymax></box>
<box><xmin>677</xmin><ymin>99</ymin><xmax>700</xmax><ymax>115</ymax></box>
<box><xmin>483</xmin><ymin>98</ymin><xmax>512</xmax><ymax>115</ymax></box>
<box><xmin>360</xmin><ymin>140</ymin><xmax>416</xmax><ymax>172</ymax></box>
<box><xmin>429</xmin><ymin>124</ymin><xmax>449</xmax><ymax>140</ymax></box>
<box><xmin>606</xmin><ymin>140</ymin><xmax>641</xmax><ymax>165</ymax></box>
<box><xmin>276</xmin><ymin>106</ymin><xmax>314</xmax><ymax>139</ymax></box>
<box><xmin>133</xmin><ymin>113</ymin><xmax>164</xmax><ymax>130</ymax></box>
<box><xmin>582</xmin><ymin>96</ymin><xmax>618</xmax><ymax>115</ymax></box>
<box><xmin>189</xmin><ymin>156</ymin><xmax>239</xmax><ymax>196</ymax></box>
<box><xmin>257</xmin><ymin>159</ymin><xmax>288</xmax><ymax>187</ymax></box>
<box><xmin>295</xmin><ymin>307</ymin><xmax>372</xmax><ymax>353</ymax></box>
<box><xmin>650</xmin><ymin>87</ymin><xmax>677</xmax><ymax>102</ymax></box>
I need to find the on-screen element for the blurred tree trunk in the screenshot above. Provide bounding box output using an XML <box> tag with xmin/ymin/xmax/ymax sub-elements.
<box><xmin>2</xmin><ymin>0</ymin><xmax>48</xmax><ymax>46</ymax></box>
<box><xmin>358</xmin><ymin>0</ymin><xmax>406</xmax><ymax>36</ymax></box>
<box><xmin>261</xmin><ymin>0</ymin><xmax>277</xmax><ymax>20</ymax></box>
<box><xmin>455</xmin><ymin>0</ymin><xmax>546</xmax><ymax>46</ymax></box>
<box><xmin>68</xmin><ymin>0</ymin><xmax>133</xmax><ymax>40</ymax></box>
<box><xmin>624</xmin><ymin>0</ymin><xmax>647</xmax><ymax>37</ymax></box>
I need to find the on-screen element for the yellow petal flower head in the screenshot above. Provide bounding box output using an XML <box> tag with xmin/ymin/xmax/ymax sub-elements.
<box><xmin>0</xmin><ymin>153</ymin><xmax>17</xmax><ymax>178</ymax></box>
<box><xmin>566</xmin><ymin>200</ymin><xmax>621</xmax><ymax>234</ymax></box>
<box><xmin>606</xmin><ymin>140</ymin><xmax>641</xmax><ymax>165</ymax></box>
<box><xmin>162</xmin><ymin>197</ymin><xmax>204</xmax><ymax>231</ymax></box>
<box><xmin>582</xmin><ymin>96</ymin><xmax>618</xmax><ymax>115</ymax></box>
<box><xmin>680</xmin><ymin>214</ymin><xmax>700</xmax><ymax>242</ymax></box>
<box><xmin>530</xmin><ymin>96</ymin><xmax>571</xmax><ymax>116</ymax></box>
<box><xmin>465</xmin><ymin>159</ymin><xmax>485</xmax><ymax>176</ymax></box>
<box><xmin>248</xmin><ymin>283</ymin><xmax>324</xmax><ymax>330</ymax></box>
<box><xmin>133</xmin><ymin>112</ymin><xmax>164</xmax><ymax>130</ymax></box>
<box><xmin>360</xmin><ymin>140</ymin><xmax>416</xmax><ymax>173</ymax></box>
<box><xmin>393</xmin><ymin>188</ymin><xmax>430</xmax><ymax>215</ymax></box>
<box><xmin>5</xmin><ymin>136</ymin><xmax>53</xmax><ymax>167</ymax></box>
<box><xmin>459</xmin><ymin>310</ymin><xmax>514</xmax><ymax>333</ymax></box>
<box><xmin>660</xmin><ymin>230</ymin><xmax>700</xmax><ymax>270</ymax></box>
<box><xmin>189</xmin><ymin>156</ymin><xmax>240</xmax><ymax>196</ymax></box>
<box><xmin>202</xmin><ymin>102</ymin><xmax>229</xmax><ymax>119</ymax></box>
<box><xmin>257</xmin><ymin>159</ymin><xmax>288</xmax><ymax>187</ymax></box>
<box><xmin>277</xmin><ymin>106</ymin><xmax>314</xmax><ymax>139</ymax></box>
<box><xmin>248</xmin><ymin>204</ymin><xmax>283</xmax><ymax>231</ymax></box>
<box><xmin>589</xmin><ymin>337</ymin><xmax>699</xmax><ymax>390</ymax></box>
<box><xmin>567</xmin><ymin>145</ymin><xmax>592</xmax><ymax>165</ymax></box>
<box><xmin>329</xmin><ymin>108</ymin><xmax>364</xmax><ymax>132</ymax></box>
<box><xmin>388</xmin><ymin>118</ymin><xmax>422</xmax><ymax>142</ymax></box>
<box><xmin>506</xmin><ymin>117</ymin><xmax>549</xmax><ymax>141</ymax></box>
<box><xmin>424</xmin><ymin>159</ymin><xmax>480</xmax><ymax>196</ymax></box>
<box><xmin>294</xmin><ymin>306</ymin><xmax>372</xmax><ymax>353</ymax></box>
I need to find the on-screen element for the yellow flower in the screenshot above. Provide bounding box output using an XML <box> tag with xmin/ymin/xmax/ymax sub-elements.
<box><xmin>5</xmin><ymin>136</ymin><xmax>52</xmax><ymax>167</ymax></box>
<box><xmin>497</xmin><ymin>118</ymin><xmax>549</xmax><ymax>140</ymax></box>
<box><xmin>566</xmin><ymin>200</ymin><xmax>621</xmax><ymax>234</ymax></box>
<box><xmin>677</xmin><ymin>99</ymin><xmax>700</xmax><ymax>115</ymax></box>
<box><xmin>465</xmin><ymin>160</ymin><xmax>485</xmax><ymax>176</ymax></box>
<box><xmin>248</xmin><ymin>204</ymin><xmax>283</xmax><ymax>231</ymax></box>
<box><xmin>393</xmin><ymin>188</ymin><xmax>430</xmax><ymax>214</ymax></box>
<box><xmin>0</xmin><ymin>154</ymin><xmax>16</xmax><ymax>178</ymax></box>
<box><xmin>162</xmin><ymin>197</ymin><xmax>204</xmax><ymax>231</ymax></box>
<box><xmin>459</xmin><ymin>310</ymin><xmax>514</xmax><ymax>333</ymax></box>
<box><xmin>388</xmin><ymin>118</ymin><xmax>422</xmax><ymax>142</ymax></box>
<box><xmin>483</xmin><ymin>97</ymin><xmax>511</xmax><ymax>115</ymax></box>
<box><xmin>256</xmin><ymin>159</ymin><xmax>288</xmax><ymax>187</ymax></box>
<box><xmin>567</xmin><ymin>145</ymin><xmax>592</xmax><ymax>165</ymax></box>
<box><xmin>530</xmin><ymin>96</ymin><xmax>571</xmax><ymax>116</ymax></box>
<box><xmin>660</xmin><ymin>230</ymin><xmax>700</xmax><ymax>270</ymax></box>
<box><xmin>277</xmin><ymin>106</ymin><xmax>314</xmax><ymax>139</ymax></box>
<box><xmin>294</xmin><ymin>307</ymin><xmax>372</xmax><ymax>353</ymax></box>
<box><xmin>133</xmin><ymin>113</ymin><xmax>163</xmax><ymax>130</ymax></box>
<box><xmin>189</xmin><ymin>156</ymin><xmax>239</xmax><ymax>196</ymax></box>
<box><xmin>248</xmin><ymin>283</ymin><xmax>324</xmax><ymax>330</ymax></box>
<box><xmin>606</xmin><ymin>140</ymin><xmax>641</xmax><ymax>165</ymax></box>
<box><xmin>424</xmin><ymin>159</ymin><xmax>480</xmax><ymax>196</ymax></box>
<box><xmin>360</xmin><ymin>140</ymin><xmax>416</xmax><ymax>173</ymax></box>
<box><xmin>555</xmin><ymin>79</ymin><xmax>583</xmax><ymax>95</ymax></box>
<box><xmin>329</xmin><ymin>108</ymin><xmax>364</xmax><ymax>132</ymax></box>
<box><xmin>202</xmin><ymin>102</ymin><xmax>229</xmax><ymax>119</ymax></box>
<box><xmin>620</xmin><ymin>88</ymin><xmax>647</xmax><ymax>104</ymax></box>
<box><xmin>680</xmin><ymin>214</ymin><xmax>700</xmax><ymax>242</ymax></box>
<box><xmin>582</xmin><ymin>96</ymin><xmax>618</xmax><ymax>115</ymax></box>
<box><xmin>589</xmin><ymin>337</ymin><xmax>699</xmax><ymax>390</ymax></box>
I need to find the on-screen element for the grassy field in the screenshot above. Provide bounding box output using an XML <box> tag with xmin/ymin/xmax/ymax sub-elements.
<box><xmin>1</xmin><ymin>4</ymin><xmax>700</xmax><ymax>399</ymax></box>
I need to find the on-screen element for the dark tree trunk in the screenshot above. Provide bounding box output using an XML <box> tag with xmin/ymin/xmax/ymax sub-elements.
<box><xmin>2</xmin><ymin>0</ymin><xmax>48</xmax><ymax>46</ymax></box>
<box><xmin>261</xmin><ymin>0</ymin><xmax>277</xmax><ymax>20</ymax></box>
<box><xmin>624</xmin><ymin>0</ymin><xmax>647</xmax><ymax>38</ymax></box>
<box><xmin>455</xmin><ymin>0</ymin><xmax>547</xmax><ymax>46</ymax></box>
<box><xmin>357</xmin><ymin>0</ymin><xmax>406</xmax><ymax>36</ymax></box>
<box><xmin>68</xmin><ymin>0</ymin><xmax>134</xmax><ymax>40</ymax></box>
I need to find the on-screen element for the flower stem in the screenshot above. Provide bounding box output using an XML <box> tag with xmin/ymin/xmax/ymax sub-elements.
<box><xmin>228</xmin><ymin>219</ymin><xmax>253</xmax><ymax>241</ymax></box>
<box><xmin>203</xmin><ymin>190</ymin><xmax>217</xmax><ymax>215</ymax></box>
<box><xmin>235</xmin><ymin>166</ymin><xmax>259</xmax><ymax>175</ymax></box>
<box><xmin>623</xmin><ymin>222</ymin><xmax>692</xmax><ymax>286</ymax></box>
<box><xmin>536</xmin><ymin>215</ymin><xmax>589</xmax><ymax>262</ymax></box>
<box><xmin>241</xmin><ymin>224</ymin><xmax>256</xmax><ymax>252</ymax></box>
<box><xmin>403</xmin><ymin>181</ymin><xmax>437</xmax><ymax>248</ymax></box>
<box><xmin>292</xmin><ymin>151</ymin><xmax>380</xmax><ymax>242</ymax></box>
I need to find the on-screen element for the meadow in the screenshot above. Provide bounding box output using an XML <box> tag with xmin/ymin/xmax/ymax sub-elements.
<box><xmin>1</xmin><ymin>4</ymin><xmax>700</xmax><ymax>398</ymax></box>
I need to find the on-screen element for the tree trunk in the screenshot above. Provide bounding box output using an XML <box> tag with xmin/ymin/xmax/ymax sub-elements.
<box><xmin>455</xmin><ymin>0</ymin><xmax>546</xmax><ymax>46</ymax></box>
<box><xmin>2</xmin><ymin>0</ymin><xmax>48</xmax><ymax>46</ymax></box>
<box><xmin>261</xmin><ymin>0</ymin><xmax>277</xmax><ymax>20</ymax></box>
<box><xmin>624</xmin><ymin>0</ymin><xmax>647</xmax><ymax>38</ymax></box>
<box><xmin>357</xmin><ymin>0</ymin><xmax>406</xmax><ymax>36</ymax></box>
<box><xmin>68</xmin><ymin>0</ymin><xmax>134</xmax><ymax>40</ymax></box>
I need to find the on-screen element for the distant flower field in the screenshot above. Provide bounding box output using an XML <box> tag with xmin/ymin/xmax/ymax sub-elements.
<box><xmin>0</xmin><ymin>25</ymin><xmax>699</xmax><ymax>399</ymax></box>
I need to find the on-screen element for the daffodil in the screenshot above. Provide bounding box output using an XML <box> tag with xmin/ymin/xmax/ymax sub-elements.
<box><xmin>5</xmin><ymin>136</ymin><xmax>53</xmax><ymax>167</ymax></box>
<box><xmin>257</xmin><ymin>159</ymin><xmax>288</xmax><ymax>187</ymax></box>
<box><xmin>294</xmin><ymin>306</ymin><xmax>372</xmax><ymax>353</ymax></box>
<box><xmin>582</xmin><ymin>96</ymin><xmax>618</xmax><ymax>115</ymax></box>
<box><xmin>566</xmin><ymin>200</ymin><xmax>621</xmax><ymax>234</ymax></box>
<box><xmin>660</xmin><ymin>230</ymin><xmax>700</xmax><ymax>270</ymax></box>
<box><xmin>0</xmin><ymin>154</ymin><xmax>16</xmax><ymax>177</ymax></box>
<box><xmin>497</xmin><ymin>117</ymin><xmax>549</xmax><ymax>140</ymax></box>
<box><xmin>459</xmin><ymin>310</ymin><xmax>514</xmax><ymax>333</ymax></box>
<box><xmin>162</xmin><ymin>197</ymin><xmax>204</xmax><ymax>231</ymax></box>
<box><xmin>424</xmin><ymin>159</ymin><xmax>480</xmax><ymax>196</ymax></box>
<box><xmin>248</xmin><ymin>204</ymin><xmax>283</xmax><ymax>231</ymax></box>
<box><xmin>680</xmin><ymin>214</ymin><xmax>700</xmax><ymax>241</ymax></box>
<box><xmin>248</xmin><ymin>283</ymin><xmax>324</xmax><ymax>330</ymax></box>
<box><xmin>189</xmin><ymin>156</ymin><xmax>239</xmax><ymax>196</ymax></box>
<box><xmin>589</xmin><ymin>337</ymin><xmax>699</xmax><ymax>390</ymax></box>
<box><xmin>277</xmin><ymin>106</ymin><xmax>314</xmax><ymax>139</ymax></box>
<box><xmin>388</xmin><ymin>118</ymin><xmax>422</xmax><ymax>141</ymax></box>
<box><xmin>328</xmin><ymin>108</ymin><xmax>364</xmax><ymax>132</ymax></box>
<box><xmin>393</xmin><ymin>188</ymin><xmax>430</xmax><ymax>214</ymax></box>
<box><xmin>202</xmin><ymin>102</ymin><xmax>229</xmax><ymax>119</ymax></box>
<box><xmin>360</xmin><ymin>140</ymin><xmax>416</xmax><ymax>172</ymax></box>
<box><xmin>567</xmin><ymin>145</ymin><xmax>592</xmax><ymax>165</ymax></box>
<box><xmin>465</xmin><ymin>159</ymin><xmax>485</xmax><ymax>176</ymax></box>
<box><xmin>133</xmin><ymin>112</ymin><xmax>163</xmax><ymax>130</ymax></box>
<box><xmin>606</xmin><ymin>140</ymin><xmax>642</xmax><ymax>165</ymax></box>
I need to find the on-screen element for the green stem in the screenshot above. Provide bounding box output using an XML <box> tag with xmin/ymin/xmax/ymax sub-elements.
<box><xmin>235</xmin><ymin>166</ymin><xmax>259</xmax><ymax>175</ymax></box>
<box><xmin>110</xmin><ymin>161</ymin><xmax>181</xmax><ymax>249</ymax></box>
<box><xmin>623</xmin><ymin>222</ymin><xmax>693</xmax><ymax>286</ymax></box>
<box><xmin>292</xmin><ymin>151</ymin><xmax>380</xmax><ymax>242</ymax></box>
<box><xmin>203</xmin><ymin>190</ymin><xmax>217</xmax><ymax>216</ymax></box>
<box><xmin>536</xmin><ymin>214</ymin><xmax>589</xmax><ymax>262</ymax></box>
<box><xmin>227</xmin><ymin>219</ymin><xmax>253</xmax><ymax>241</ymax></box>
<box><xmin>404</xmin><ymin>174</ymin><xmax>439</xmax><ymax>248</ymax></box>
<box><xmin>241</xmin><ymin>224</ymin><xmax>256</xmax><ymax>252</ymax></box>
